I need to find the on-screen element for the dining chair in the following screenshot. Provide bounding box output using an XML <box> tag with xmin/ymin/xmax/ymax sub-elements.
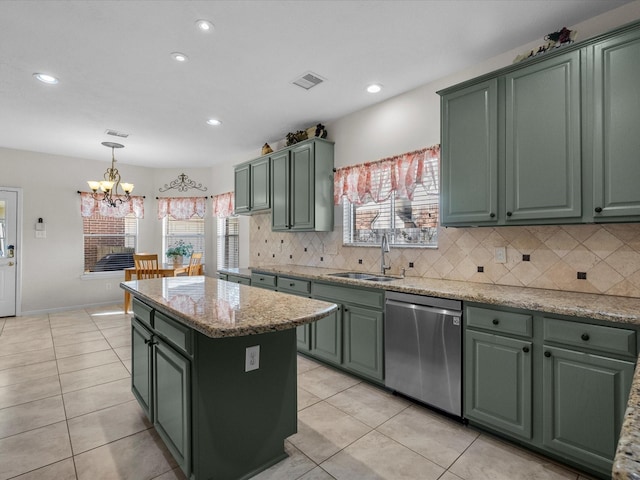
<box><xmin>188</xmin><ymin>252</ymin><xmax>203</xmax><ymax>276</ymax></box>
<box><xmin>133</xmin><ymin>253</ymin><xmax>162</xmax><ymax>279</ymax></box>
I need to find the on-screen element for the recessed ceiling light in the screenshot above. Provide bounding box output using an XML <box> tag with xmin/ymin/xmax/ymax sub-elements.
<box><xmin>367</xmin><ymin>84</ymin><xmax>382</xmax><ymax>94</ymax></box>
<box><xmin>196</xmin><ymin>19</ymin><xmax>214</xmax><ymax>32</ymax></box>
<box><xmin>206</xmin><ymin>119</ymin><xmax>222</xmax><ymax>126</ymax></box>
<box><xmin>171</xmin><ymin>52</ymin><xmax>189</xmax><ymax>62</ymax></box>
<box><xmin>33</xmin><ymin>73</ymin><xmax>59</xmax><ymax>85</ymax></box>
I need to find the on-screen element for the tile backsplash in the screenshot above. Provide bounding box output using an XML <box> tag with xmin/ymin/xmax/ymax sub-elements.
<box><xmin>250</xmin><ymin>213</ymin><xmax>640</xmax><ymax>298</ymax></box>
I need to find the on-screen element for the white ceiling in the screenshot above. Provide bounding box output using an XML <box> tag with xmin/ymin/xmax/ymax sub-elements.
<box><xmin>0</xmin><ymin>0</ymin><xmax>632</xmax><ymax>168</ymax></box>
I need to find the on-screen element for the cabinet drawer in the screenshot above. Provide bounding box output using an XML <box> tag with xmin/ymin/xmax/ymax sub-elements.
<box><xmin>251</xmin><ymin>273</ymin><xmax>277</xmax><ymax>289</ymax></box>
<box><xmin>154</xmin><ymin>311</ymin><xmax>193</xmax><ymax>356</ymax></box>
<box><xmin>313</xmin><ymin>282</ymin><xmax>384</xmax><ymax>309</ymax></box>
<box><xmin>466</xmin><ymin>306</ymin><xmax>532</xmax><ymax>337</ymax></box>
<box><xmin>278</xmin><ymin>277</ymin><xmax>310</xmax><ymax>296</ymax></box>
<box><xmin>543</xmin><ymin>317</ymin><xmax>636</xmax><ymax>357</ymax></box>
<box><xmin>132</xmin><ymin>298</ymin><xmax>153</xmax><ymax>329</ymax></box>
<box><xmin>227</xmin><ymin>274</ymin><xmax>251</xmax><ymax>285</ymax></box>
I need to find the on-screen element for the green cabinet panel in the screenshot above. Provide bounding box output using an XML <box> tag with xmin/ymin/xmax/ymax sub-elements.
<box><xmin>296</xmin><ymin>324</ymin><xmax>311</xmax><ymax>352</ymax></box>
<box><xmin>233</xmin><ymin>163</ymin><xmax>251</xmax><ymax>214</ymax></box>
<box><xmin>543</xmin><ymin>317</ymin><xmax>636</xmax><ymax>357</ymax></box>
<box><xmin>250</xmin><ymin>272</ymin><xmax>277</xmax><ymax>289</ymax></box>
<box><xmin>154</xmin><ymin>339</ymin><xmax>191</xmax><ymax>478</ymax></box>
<box><xmin>542</xmin><ymin>345</ymin><xmax>634</xmax><ymax>472</ymax></box>
<box><xmin>270</xmin><ymin>150</ymin><xmax>290</xmax><ymax>230</ymax></box>
<box><xmin>505</xmin><ymin>51</ymin><xmax>581</xmax><ymax>221</ymax></box>
<box><xmin>465</xmin><ymin>329</ymin><xmax>533</xmax><ymax>439</ymax></box>
<box><xmin>234</xmin><ymin>157</ymin><xmax>270</xmax><ymax>215</ymax></box>
<box><xmin>226</xmin><ymin>274</ymin><xmax>251</xmax><ymax>285</ymax></box>
<box><xmin>290</xmin><ymin>143</ymin><xmax>314</xmax><ymax>230</ymax></box>
<box><xmin>343</xmin><ymin>305</ymin><xmax>384</xmax><ymax>381</ymax></box>
<box><xmin>440</xmin><ymin>79</ymin><xmax>498</xmax><ymax>225</ymax></box>
<box><xmin>311</xmin><ymin>304</ymin><xmax>342</xmax><ymax>365</ymax></box>
<box><xmin>131</xmin><ymin>319</ymin><xmax>153</xmax><ymax>421</ymax></box>
<box><xmin>592</xmin><ymin>28</ymin><xmax>640</xmax><ymax>219</ymax></box>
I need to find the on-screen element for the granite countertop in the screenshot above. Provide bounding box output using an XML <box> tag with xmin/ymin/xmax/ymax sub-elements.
<box><xmin>120</xmin><ymin>276</ymin><xmax>337</xmax><ymax>338</ymax></box>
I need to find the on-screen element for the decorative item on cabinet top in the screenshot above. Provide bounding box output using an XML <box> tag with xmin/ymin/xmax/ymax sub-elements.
<box><xmin>262</xmin><ymin>123</ymin><xmax>328</xmax><ymax>154</ymax></box>
<box><xmin>513</xmin><ymin>26</ymin><xmax>576</xmax><ymax>63</ymax></box>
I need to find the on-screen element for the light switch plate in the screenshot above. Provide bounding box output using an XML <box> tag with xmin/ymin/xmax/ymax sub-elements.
<box><xmin>245</xmin><ymin>345</ymin><xmax>260</xmax><ymax>372</ymax></box>
<box><xmin>495</xmin><ymin>247</ymin><xmax>507</xmax><ymax>264</ymax></box>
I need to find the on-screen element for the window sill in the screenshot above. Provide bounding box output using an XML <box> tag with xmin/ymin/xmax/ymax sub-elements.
<box><xmin>81</xmin><ymin>271</ymin><xmax>126</xmax><ymax>280</ymax></box>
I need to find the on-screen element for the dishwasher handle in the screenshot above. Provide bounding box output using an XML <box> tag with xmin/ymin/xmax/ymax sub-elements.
<box><xmin>385</xmin><ymin>299</ymin><xmax>462</xmax><ymax>319</ymax></box>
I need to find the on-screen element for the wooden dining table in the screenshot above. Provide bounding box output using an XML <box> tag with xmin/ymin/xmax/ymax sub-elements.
<box><xmin>122</xmin><ymin>263</ymin><xmax>203</xmax><ymax>313</ymax></box>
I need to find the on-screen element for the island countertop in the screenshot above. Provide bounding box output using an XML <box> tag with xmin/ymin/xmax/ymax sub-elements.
<box><xmin>120</xmin><ymin>276</ymin><xmax>337</xmax><ymax>338</ymax></box>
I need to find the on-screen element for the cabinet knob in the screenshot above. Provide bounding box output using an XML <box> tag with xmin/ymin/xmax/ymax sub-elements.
<box><xmin>290</xmin><ymin>283</ymin><xmax>295</xmax><ymax>287</ymax></box>
<box><xmin>544</xmin><ymin>351</ymin><xmax>551</xmax><ymax>358</ymax></box>
<box><xmin>522</xmin><ymin>346</ymin><xmax>530</xmax><ymax>353</ymax></box>
<box><xmin>506</xmin><ymin>211</ymin><xmax>513</xmax><ymax>217</ymax></box>
<box><xmin>344</xmin><ymin>308</ymin><xmax>349</xmax><ymax>312</ymax></box>
<box><xmin>489</xmin><ymin>213</ymin><xmax>496</xmax><ymax>218</ymax></box>
<box><xmin>492</xmin><ymin>318</ymin><xmax>500</xmax><ymax>325</ymax></box>
<box><xmin>595</xmin><ymin>207</ymin><xmax>603</xmax><ymax>213</ymax></box>
<box><xmin>581</xmin><ymin>333</ymin><xmax>590</xmax><ymax>341</ymax></box>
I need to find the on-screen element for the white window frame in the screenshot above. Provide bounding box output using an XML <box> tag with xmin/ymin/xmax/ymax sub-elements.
<box><xmin>217</xmin><ymin>215</ymin><xmax>239</xmax><ymax>269</ymax></box>
<box><xmin>163</xmin><ymin>216</ymin><xmax>206</xmax><ymax>264</ymax></box>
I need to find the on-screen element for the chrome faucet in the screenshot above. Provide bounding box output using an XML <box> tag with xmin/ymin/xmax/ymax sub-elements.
<box><xmin>380</xmin><ymin>233</ymin><xmax>391</xmax><ymax>275</ymax></box>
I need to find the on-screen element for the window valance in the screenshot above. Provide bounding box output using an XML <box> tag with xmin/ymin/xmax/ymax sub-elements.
<box><xmin>80</xmin><ymin>192</ymin><xmax>145</xmax><ymax>218</ymax></box>
<box><xmin>213</xmin><ymin>192</ymin><xmax>234</xmax><ymax>218</ymax></box>
<box><xmin>333</xmin><ymin>145</ymin><xmax>439</xmax><ymax>206</ymax></box>
<box><xmin>157</xmin><ymin>196</ymin><xmax>206</xmax><ymax>220</ymax></box>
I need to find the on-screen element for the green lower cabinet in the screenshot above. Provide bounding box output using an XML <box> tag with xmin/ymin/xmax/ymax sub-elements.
<box><xmin>343</xmin><ymin>304</ymin><xmax>384</xmax><ymax>381</ymax></box>
<box><xmin>311</xmin><ymin>305</ymin><xmax>342</xmax><ymax>365</ymax></box>
<box><xmin>542</xmin><ymin>345</ymin><xmax>634</xmax><ymax>473</ymax></box>
<box><xmin>465</xmin><ymin>329</ymin><xmax>532</xmax><ymax>439</ymax></box>
<box><xmin>153</xmin><ymin>338</ymin><xmax>191</xmax><ymax>478</ymax></box>
<box><xmin>131</xmin><ymin>319</ymin><xmax>153</xmax><ymax>421</ymax></box>
<box><xmin>296</xmin><ymin>324</ymin><xmax>311</xmax><ymax>351</ymax></box>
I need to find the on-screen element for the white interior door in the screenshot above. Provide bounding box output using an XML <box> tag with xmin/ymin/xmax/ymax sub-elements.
<box><xmin>0</xmin><ymin>190</ymin><xmax>18</xmax><ymax>317</ymax></box>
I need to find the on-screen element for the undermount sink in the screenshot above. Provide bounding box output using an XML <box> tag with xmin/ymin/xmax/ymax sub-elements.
<box><xmin>328</xmin><ymin>272</ymin><xmax>397</xmax><ymax>282</ymax></box>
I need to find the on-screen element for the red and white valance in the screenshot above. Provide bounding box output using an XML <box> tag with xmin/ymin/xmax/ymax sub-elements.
<box><xmin>333</xmin><ymin>145</ymin><xmax>440</xmax><ymax>205</ymax></box>
<box><xmin>157</xmin><ymin>197</ymin><xmax>207</xmax><ymax>220</ymax></box>
<box><xmin>212</xmin><ymin>192</ymin><xmax>234</xmax><ymax>218</ymax></box>
<box><xmin>80</xmin><ymin>192</ymin><xmax>145</xmax><ymax>218</ymax></box>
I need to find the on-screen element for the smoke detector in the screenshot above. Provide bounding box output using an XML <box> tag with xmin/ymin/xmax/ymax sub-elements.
<box><xmin>292</xmin><ymin>72</ymin><xmax>325</xmax><ymax>90</ymax></box>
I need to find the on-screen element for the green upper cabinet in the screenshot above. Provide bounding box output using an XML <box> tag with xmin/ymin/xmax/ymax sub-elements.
<box><xmin>504</xmin><ymin>51</ymin><xmax>581</xmax><ymax>221</ymax></box>
<box><xmin>591</xmin><ymin>27</ymin><xmax>640</xmax><ymax>220</ymax></box>
<box><xmin>441</xmin><ymin>79</ymin><xmax>498</xmax><ymax>225</ymax></box>
<box><xmin>270</xmin><ymin>138</ymin><xmax>334</xmax><ymax>232</ymax></box>
<box><xmin>234</xmin><ymin>156</ymin><xmax>270</xmax><ymax>215</ymax></box>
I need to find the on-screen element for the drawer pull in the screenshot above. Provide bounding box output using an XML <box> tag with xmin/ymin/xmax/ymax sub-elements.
<box><xmin>259</xmin><ymin>277</ymin><xmax>264</xmax><ymax>281</ymax></box>
<box><xmin>581</xmin><ymin>333</ymin><xmax>590</xmax><ymax>341</ymax></box>
<box><xmin>489</xmin><ymin>212</ymin><xmax>495</xmax><ymax>218</ymax></box>
<box><xmin>492</xmin><ymin>318</ymin><xmax>500</xmax><ymax>325</ymax></box>
<box><xmin>595</xmin><ymin>207</ymin><xmax>603</xmax><ymax>213</ymax></box>
<box><xmin>522</xmin><ymin>346</ymin><xmax>530</xmax><ymax>353</ymax></box>
<box><xmin>544</xmin><ymin>351</ymin><xmax>551</xmax><ymax>358</ymax></box>
<box><xmin>290</xmin><ymin>283</ymin><xmax>295</xmax><ymax>287</ymax></box>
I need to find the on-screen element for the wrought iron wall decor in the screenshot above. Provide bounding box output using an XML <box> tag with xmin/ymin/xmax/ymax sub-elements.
<box><xmin>159</xmin><ymin>173</ymin><xmax>208</xmax><ymax>193</ymax></box>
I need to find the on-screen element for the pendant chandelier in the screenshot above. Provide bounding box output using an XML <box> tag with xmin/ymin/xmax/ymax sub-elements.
<box><xmin>87</xmin><ymin>142</ymin><xmax>134</xmax><ymax>207</ymax></box>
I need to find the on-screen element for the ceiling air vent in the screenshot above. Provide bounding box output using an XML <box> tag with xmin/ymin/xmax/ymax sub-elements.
<box><xmin>292</xmin><ymin>72</ymin><xmax>325</xmax><ymax>90</ymax></box>
<box><xmin>105</xmin><ymin>129</ymin><xmax>129</xmax><ymax>138</ymax></box>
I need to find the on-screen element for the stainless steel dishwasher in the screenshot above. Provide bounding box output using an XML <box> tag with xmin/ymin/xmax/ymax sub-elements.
<box><xmin>385</xmin><ymin>291</ymin><xmax>462</xmax><ymax>417</ymax></box>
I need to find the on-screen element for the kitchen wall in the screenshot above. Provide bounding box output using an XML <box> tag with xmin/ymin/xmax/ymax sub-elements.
<box><xmin>249</xmin><ymin>1</ymin><xmax>640</xmax><ymax>299</ymax></box>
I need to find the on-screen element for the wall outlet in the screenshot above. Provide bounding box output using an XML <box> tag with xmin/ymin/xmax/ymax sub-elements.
<box><xmin>35</xmin><ymin>230</ymin><xmax>46</xmax><ymax>238</ymax></box>
<box><xmin>245</xmin><ymin>345</ymin><xmax>260</xmax><ymax>372</ymax></box>
<box><xmin>495</xmin><ymin>247</ymin><xmax>507</xmax><ymax>264</ymax></box>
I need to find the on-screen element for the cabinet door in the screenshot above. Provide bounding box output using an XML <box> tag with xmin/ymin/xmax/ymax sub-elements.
<box><xmin>131</xmin><ymin>319</ymin><xmax>153</xmax><ymax>421</ymax></box>
<box><xmin>271</xmin><ymin>150</ymin><xmax>290</xmax><ymax>231</ymax></box>
<box><xmin>542</xmin><ymin>345</ymin><xmax>634</xmax><ymax>472</ymax></box>
<box><xmin>251</xmin><ymin>157</ymin><xmax>270</xmax><ymax>211</ymax></box>
<box><xmin>311</xmin><ymin>302</ymin><xmax>342</xmax><ymax>365</ymax></box>
<box><xmin>465</xmin><ymin>329</ymin><xmax>532</xmax><ymax>439</ymax></box>
<box><xmin>441</xmin><ymin>79</ymin><xmax>498</xmax><ymax>225</ymax></box>
<box><xmin>505</xmin><ymin>51</ymin><xmax>581</xmax><ymax>221</ymax></box>
<box><xmin>289</xmin><ymin>142</ymin><xmax>315</xmax><ymax>230</ymax></box>
<box><xmin>154</xmin><ymin>339</ymin><xmax>191</xmax><ymax>477</ymax></box>
<box><xmin>343</xmin><ymin>304</ymin><xmax>383</xmax><ymax>381</ymax></box>
<box><xmin>234</xmin><ymin>164</ymin><xmax>251</xmax><ymax>214</ymax></box>
<box><xmin>297</xmin><ymin>324</ymin><xmax>311</xmax><ymax>352</ymax></box>
<box><xmin>592</xmin><ymin>29</ymin><xmax>640</xmax><ymax>218</ymax></box>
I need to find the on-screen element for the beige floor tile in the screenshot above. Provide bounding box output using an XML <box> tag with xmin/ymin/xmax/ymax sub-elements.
<box><xmin>298</xmin><ymin>387</ymin><xmax>323</xmax><ymax>411</ymax></box>
<box><xmin>0</xmin><ymin>325</ymin><xmax>52</xmax><ymax>342</ymax></box>
<box><xmin>377</xmin><ymin>405</ymin><xmax>479</xmax><ymax>468</ymax></box>
<box><xmin>251</xmin><ymin>441</ymin><xmax>317</xmax><ymax>480</ymax></box>
<box><xmin>0</xmin><ymin>360</ymin><xmax>58</xmax><ymax>388</ymax></box>
<box><xmin>439</xmin><ymin>472</ymin><xmax>465</xmax><ymax>480</ymax></box>
<box><xmin>2</xmin><ymin>317</ymin><xmax>49</xmax><ymax>330</ymax></box>
<box><xmin>105</xmin><ymin>333</ymin><xmax>131</xmax><ymax>349</ymax></box>
<box><xmin>326</xmin><ymin>382</ymin><xmax>410</xmax><ymax>428</ymax></box>
<box><xmin>54</xmin><ymin>339</ymin><xmax>112</xmax><ymax>359</ymax></box>
<box><xmin>94</xmin><ymin>318</ymin><xmax>132</xmax><ymax>331</ymax></box>
<box><xmin>290</xmin><ymin>401</ymin><xmax>371</xmax><ymax>464</ymax></box>
<box><xmin>59</xmin><ymin>361</ymin><xmax>129</xmax><ymax>393</ymax></box>
<box><xmin>63</xmin><ymin>377</ymin><xmax>134</xmax><ymax>418</ymax></box>
<box><xmin>0</xmin><ymin>337</ymin><xmax>53</xmax><ymax>357</ymax></box>
<box><xmin>74</xmin><ymin>429</ymin><xmax>177</xmax><ymax>480</ymax></box>
<box><xmin>297</xmin><ymin>467</ymin><xmax>336</xmax><ymax>480</ymax></box>
<box><xmin>100</xmin><ymin>325</ymin><xmax>131</xmax><ymax>339</ymax></box>
<box><xmin>57</xmin><ymin>349</ymin><xmax>120</xmax><ymax>374</ymax></box>
<box><xmin>68</xmin><ymin>399</ymin><xmax>151</xmax><ymax>454</ymax></box>
<box><xmin>0</xmin><ymin>395</ymin><xmax>66</xmax><ymax>439</ymax></box>
<box><xmin>51</xmin><ymin>323</ymin><xmax>99</xmax><ymax>338</ymax></box>
<box><xmin>449</xmin><ymin>435</ymin><xmax>578</xmax><ymax>480</ymax></box>
<box><xmin>297</xmin><ymin>365</ymin><xmax>361</xmax><ymax>400</ymax></box>
<box><xmin>11</xmin><ymin>458</ymin><xmax>76</xmax><ymax>480</ymax></box>
<box><xmin>0</xmin><ymin>375</ymin><xmax>61</xmax><ymax>410</ymax></box>
<box><xmin>321</xmin><ymin>430</ymin><xmax>445</xmax><ymax>480</ymax></box>
<box><xmin>53</xmin><ymin>330</ymin><xmax>105</xmax><ymax>347</ymax></box>
<box><xmin>0</xmin><ymin>347</ymin><xmax>55</xmax><ymax>371</ymax></box>
<box><xmin>298</xmin><ymin>355</ymin><xmax>322</xmax><ymax>374</ymax></box>
<box><xmin>0</xmin><ymin>421</ymin><xmax>72</xmax><ymax>480</ymax></box>
<box><xmin>153</xmin><ymin>467</ymin><xmax>188</xmax><ymax>480</ymax></box>
<box><xmin>113</xmin><ymin>345</ymin><xmax>132</xmax><ymax>361</ymax></box>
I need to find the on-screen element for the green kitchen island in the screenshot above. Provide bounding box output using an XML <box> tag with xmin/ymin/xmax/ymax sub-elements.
<box><xmin>120</xmin><ymin>276</ymin><xmax>337</xmax><ymax>480</ymax></box>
